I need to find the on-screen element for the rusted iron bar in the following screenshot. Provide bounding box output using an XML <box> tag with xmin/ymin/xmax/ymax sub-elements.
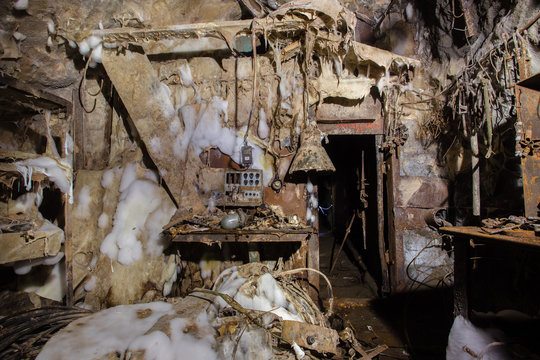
<box><xmin>460</xmin><ymin>0</ymin><xmax>477</xmax><ymax>37</ymax></box>
<box><xmin>374</xmin><ymin>0</ymin><xmax>398</xmax><ymax>34</ymax></box>
<box><xmin>519</xmin><ymin>12</ymin><xmax>540</xmax><ymax>33</ymax></box>
<box><xmin>329</xmin><ymin>212</ymin><xmax>355</xmax><ymax>274</ymax></box>
<box><xmin>72</xmin><ymin>89</ymin><xmax>85</xmax><ymax>171</ymax></box>
<box><xmin>360</xmin><ymin>151</ymin><xmax>368</xmax><ymax>250</ymax></box>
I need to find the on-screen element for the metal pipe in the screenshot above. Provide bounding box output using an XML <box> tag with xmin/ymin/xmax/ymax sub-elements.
<box><xmin>471</xmin><ymin>132</ymin><xmax>480</xmax><ymax>217</ymax></box>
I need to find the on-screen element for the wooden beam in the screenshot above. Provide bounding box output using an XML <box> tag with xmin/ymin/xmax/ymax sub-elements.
<box><xmin>102</xmin><ymin>49</ymin><xmax>185</xmax><ymax>205</ymax></box>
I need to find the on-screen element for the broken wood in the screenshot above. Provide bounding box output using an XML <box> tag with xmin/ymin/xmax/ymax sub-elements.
<box><xmin>0</xmin><ymin>227</ymin><xmax>63</xmax><ymax>264</ymax></box>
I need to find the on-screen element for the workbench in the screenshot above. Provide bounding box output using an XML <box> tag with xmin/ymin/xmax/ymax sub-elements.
<box><xmin>439</xmin><ymin>226</ymin><xmax>540</xmax><ymax>318</ymax></box>
<box><xmin>172</xmin><ymin>228</ymin><xmax>319</xmax><ymax>292</ymax></box>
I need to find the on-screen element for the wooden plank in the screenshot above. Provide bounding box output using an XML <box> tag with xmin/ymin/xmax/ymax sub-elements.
<box><xmin>0</xmin><ymin>228</ymin><xmax>63</xmax><ymax>264</ymax></box>
<box><xmin>0</xmin><ymin>74</ymin><xmax>72</xmax><ymax>115</ymax></box>
<box><xmin>439</xmin><ymin>226</ymin><xmax>540</xmax><ymax>247</ymax></box>
<box><xmin>102</xmin><ymin>49</ymin><xmax>185</xmax><ymax>205</ymax></box>
<box><xmin>172</xmin><ymin>231</ymin><xmax>311</xmax><ymax>243</ymax></box>
<box><xmin>0</xmin><ymin>149</ymin><xmax>41</xmax><ymax>161</ymax></box>
<box><xmin>0</xmin><ymin>163</ymin><xmax>47</xmax><ymax>182</ymax></box>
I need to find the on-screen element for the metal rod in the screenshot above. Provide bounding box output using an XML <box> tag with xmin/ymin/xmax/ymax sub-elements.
<box><xmin>360</xmin><ymin>151</ymin><xmax>368</xmax><ymax>250</ymax></box>
<box><xmin>471</xmin><ymin>132</ymin><xmax>480</xmax><ymax>217</ymax></box>
<box><xmin>519</xmin><ymin>11</ymin><xmax>540</xmax><ymax>33</ymax></box>
<box><xmin>329</xmin><ymin>213</ymin><xmax>355</xmax><ymax>274</ymax></box>
<box><xmin>64</xmin><ymin>193</ymin><xmax>73</xmax><ymax>307</ymax></box>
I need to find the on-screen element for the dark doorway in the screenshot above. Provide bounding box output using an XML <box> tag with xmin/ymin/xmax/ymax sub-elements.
<box><xmin>317</xmin><ymin>135</ymin><xmax>383</xmax><ymax>298</ymax></box>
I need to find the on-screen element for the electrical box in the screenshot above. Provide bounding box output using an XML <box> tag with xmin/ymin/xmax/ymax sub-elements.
<box><xmin>199</xmin><ymin>168</ymin><xmax>264</xmax><ymax>207</ymax></box>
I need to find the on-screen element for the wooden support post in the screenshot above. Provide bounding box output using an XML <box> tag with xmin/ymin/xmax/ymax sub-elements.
<box><xmin>248</xmin><ymin>243</ymin><xmax>260</xmax><ymax>263</ymax></box>
<box><xmin>376</xmin><ymin>135</ymin><xmax>390</xmax><ymax>294</ymax></box>
<box><xmin>64</xmin><ymin>193</ymin><xmax>73</xmax><ymax>306</ymax></box>
<box><xmin>308</xmin><ymin>185</ymin><xmax>320</xmax><ymax>299</ymax></box>
<box><xmin>453</xmin><ymin>237</ymin><xmax>469</xmax><ymax>318</ymax></box>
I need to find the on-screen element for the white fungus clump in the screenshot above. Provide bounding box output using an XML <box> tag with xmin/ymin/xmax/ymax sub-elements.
<box><xmin>37</xmin><ymin>302</ymin><xmax>175</xmax><ymax>360</ymax></box>
<box><xmin>97</xmin><ymin>213</ymin><xmax>109</xmax><ymax>229</ymax></box>
<box><xmin>77</xmin><ymin>35</ymin><xmax>103</xmax><ymax>65</ymax></box>
<box><xmin>47</xmin><ymin>20</ymin><xmax>55</xmax><ymax>34</ymax></box>
<box><xmin>99</xmin><ymin>164</ymin><xmax>176</xmax><ymax>265</ymax></box>
<box><xmin>13</xmin><ymin>252</ymin><xmax>64</xmax><ymax>275</ymax></box>
<box><xmin>74</xmin><ymin>185</ymin><xmax>92</xmax><ymax>218</ymax></box>
<box><xmin>13</xmin><ymin>0</ymin><xmax>28</xmax><ymax>10</ymax></box>
<box><xmin>306</xmin><ymin>178</ymin><xmax>313</xmax><ymax>193</ymax></box>
<box><xmin>15</xmin><ymin>157</ymin><xmax>72</xmax><ymax>195</ymax></box>
<box><xmin>12</xmin><ymin>31</ymin><xmax>26</xmax><ymax>41</ymax></box>
<box><xmin>258</xmin><ymin>108</ymin><xmax>270</xmax><ymax>140</ymax></box>
<box><xmin>84</xmin><ymin>275</ymin><xmax>97</xmax><ymax>292</ymax></box>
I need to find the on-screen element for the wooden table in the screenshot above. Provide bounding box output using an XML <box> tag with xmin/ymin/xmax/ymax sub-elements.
<box><xmin>172</xmin><ymin>228</ymin><xmax>319</xmax><ymax>293</ymax></box>
<box><xmin>439</xmin><ymin>226</ymin><xmax>540</xmax><ymax>318</ymax></box>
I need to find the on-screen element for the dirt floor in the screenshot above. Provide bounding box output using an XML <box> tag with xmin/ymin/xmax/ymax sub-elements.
<box><xmin>318</xmin><ymin>225</ymin><xmax>453</xmax><ymax>360</ymax></box>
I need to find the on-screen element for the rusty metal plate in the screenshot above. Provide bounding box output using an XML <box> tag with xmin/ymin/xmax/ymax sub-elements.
<box><xmin>317</xmin><ymin>119</ymin><xmax>383</xmax><ymax>135</ymax></box>
<box><xmin>264</xmin><ymin>183</ymin><xmax>307</xmax><ymax>221</ymax></box>
<box><xmin>281</xmin><ymin>320</ymin><xmax>339</xmax><ymax>355</ymax></box>
<box><xmin>316</xmin><ymin>95</ymin><xmax>381</xmax><ymax>121</ymax></box>
<box><xmin>516</xmin><ymin>78</ymin><xmax>540</xmax><ymax>217</ymax></box>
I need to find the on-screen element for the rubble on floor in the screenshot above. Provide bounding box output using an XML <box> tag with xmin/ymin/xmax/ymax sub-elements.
<box><xmin>32</xmin><ymin>263</ymin><xmax>388</xmax><ymax>360</ymax></box>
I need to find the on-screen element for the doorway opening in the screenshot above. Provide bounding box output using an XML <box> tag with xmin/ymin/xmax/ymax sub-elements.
<box><xmin>317</xmin><ymin>135</ymin><xmax>384</xmax><ymax>298</ymax></box>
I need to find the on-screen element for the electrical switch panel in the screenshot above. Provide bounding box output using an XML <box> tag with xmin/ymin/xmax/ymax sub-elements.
<box><xmin>222</xmin><ymin>169</ymin><xmax>263</xmax><ymax>206</ymax></box>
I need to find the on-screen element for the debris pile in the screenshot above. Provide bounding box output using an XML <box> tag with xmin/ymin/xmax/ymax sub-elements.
<box><xmin>35</xmin><ymin>263</ymin><xmax>387</xmax><ymax>360</ymax></box>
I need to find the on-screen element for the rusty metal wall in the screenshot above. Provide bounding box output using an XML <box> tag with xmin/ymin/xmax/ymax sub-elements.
<box><xmin>516</xmin><ymin>75</ymin><xmax>540</xmax><ymax>218</ymax></box>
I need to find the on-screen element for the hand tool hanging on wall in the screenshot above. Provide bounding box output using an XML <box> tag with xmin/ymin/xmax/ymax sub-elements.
<box><xmin>359</xmin><ymin>150</ymin><xmax>368</xmax><ymax>250</ymax></box>
<box><xmin>482</xmin><ymin>78</ymin><xmax>494</xmax><ymax>159</ymax></box>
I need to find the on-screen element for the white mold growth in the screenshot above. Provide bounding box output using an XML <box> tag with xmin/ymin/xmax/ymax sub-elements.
<box><xmin>74</xmin><ymin>185</ymin><xmax>91</xmax><ymax>218</ymax></box>
<box><xmin>13</xmin><ymin>0</ymin><xmax>28</xmax><ymax>10</ymax></box>
<box><xmin>99</xmin><ymin>164</ymin><xmax>176</xmax><ymax>265</ymax></box>
<box><xmin>257</xmin><ymin>108</ymin><xmax>269</xmax><ymax>140</ymax></box>
<box><xmin>97</xmin><ymin>213</ymin><xmax>109</xmax><ymax>229</ymax></box>
<box><xmin>37</xmin><ymin>302</ymin><xmax>175</xmax><ymax>360</ymax></box>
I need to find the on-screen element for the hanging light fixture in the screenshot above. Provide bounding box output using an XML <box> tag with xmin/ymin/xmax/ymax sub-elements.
<box><xmin>289</xmin><ymin>122</ymin><xmax>335</xmax><ymax>174</ymax></box>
